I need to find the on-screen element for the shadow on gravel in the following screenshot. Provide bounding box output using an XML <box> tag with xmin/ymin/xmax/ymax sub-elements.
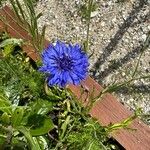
<box><xmin>91</xmin><ymin>0</ymin><xmax>148</xmax><ymax>80</ymax></box>
<box><xmin>115</xmin><ymin>84</ymin><xmax>150</xmax><ymax>94</ymax></box>
<box><xmin>130</xmin><ymin>12</ymin><xmax>150</xmax><ymax>28</ymax></box>
<box><xmin>92</xmin><ymin>44</ymin><xmax>143</xmax><ymax>81</ymax></box>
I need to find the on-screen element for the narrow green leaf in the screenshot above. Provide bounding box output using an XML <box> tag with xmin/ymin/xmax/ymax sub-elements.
<box><xmin>84</xmin><ymin>140</ymin><xmax>108</xmax><ymax>150</ymax></box>
<box><xmin>0</xmin><ymin>38</ymin><xmax>23</xmax><ymax>48</ymax></box>
<box><xmin>3</xmin><ymin>45</ymin><xmax>15</xmax><ymax>57</ymax></box>
<box><xmin>17</xmin><ymin>126</ymin><xmax>41</xmax><ymax>150</ymax></box>
<box><xmin>36</xmin><ymin>136</ymin><xmax>48</xmax><ymax>150</ymax></box>
<box><xmin>60</xmin><ymin>115</ymin><xmax>71</xmax><ymax>140</ymax></box>
<box><xmin>12</xmin><ymin>107</ymin><xmax>24</xmax><ymax>127</ymax></box>
<box><xmin>15</xmin><ymin>0</ymin><xmax>27</xmax><ymax>21</ymax></box>
<box><xmin>36</xmin><ymin>12</ymin><xmax>43</xmax><ymax>20</ymax></box>
<box><xmin>8</xmin><ymin>0</ymin><xmax>23</xmax><ymax>22</ymax></box>
<box><xmin>0</xmin><ymin>95</ymin><xmax>11</xmax><ymax>106</ymax></box>
<box><xmin>45</xmin><ymin>84</ymin><xmax>62</xmax><ymax>100</ymax></box>
<box><xmin>0</xmin><ymin>106</ymin><xmax>12</xmax><ymax>114</ymax></box>
<box><xmin>1</xmin><ymin>112</ymin><xmax>10</xmax><ymax>124</ymax></box>
<box><xmin>40</xmin><ymin>25</ymin><xmax>46</xmax><ymax>51</ymax></box>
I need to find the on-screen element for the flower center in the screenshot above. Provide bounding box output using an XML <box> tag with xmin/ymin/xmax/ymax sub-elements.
<box><xmin>57</xmin><ymin>55</ymin><xmax>73</xmax><ymax>71</ymax></box>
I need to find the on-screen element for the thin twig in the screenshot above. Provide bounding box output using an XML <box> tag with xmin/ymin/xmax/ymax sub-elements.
<box><xmin>132</xmin><ymin>32</ymin><xmax>150</xmax><ymax>78</ymax></box>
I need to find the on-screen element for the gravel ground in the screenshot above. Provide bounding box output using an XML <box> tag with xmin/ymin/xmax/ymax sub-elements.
<box><xmin>2</xmin><ymin>0</ymin><xmax>150</xmax><ymax>123</ymax></box>
<box><xmin>35</xmin><ymin>0</ymin><xmax>150</xmax><ymax>124</ymax></box>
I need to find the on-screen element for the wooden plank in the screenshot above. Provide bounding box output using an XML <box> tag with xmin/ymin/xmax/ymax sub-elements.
<box><xmin>69</xmin><ymin>77</ymin><xmax>150</xmax><ymax>150</ymax></box>
<box><xmin>0</xmin><ymin>6</ymin><xmax>39</xmax><ymax>60</ymax></box>
<box><xmin>0</xmin><ymin>6</ymin><xmax>150</xmax><ymax>150</ymax></box>
<box><xmin>0</xmin><ymin>6</ymin><xmax>31</xmax><ymax>40</ymax></box>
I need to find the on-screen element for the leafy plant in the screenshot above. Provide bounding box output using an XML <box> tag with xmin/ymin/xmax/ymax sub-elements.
<box><xmin>0</xmin><ymin>33</ymin><xmax>55</xmax><ymax>149</ymax></box>
<box><xmin>0</xmin><ymin>91</ymin><xmax>54</xmax><ymax>149</ymax></box>
<box><xmin>0</xmin><ymin>0</ymin><xmax>46</xmax><ymax>53</ymax></box>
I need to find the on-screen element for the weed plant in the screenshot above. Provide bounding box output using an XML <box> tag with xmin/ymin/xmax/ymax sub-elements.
<box><xmin>0</xmin><ymin>0</ymin><xmax>45</xmax><ymax>53</ymax></box>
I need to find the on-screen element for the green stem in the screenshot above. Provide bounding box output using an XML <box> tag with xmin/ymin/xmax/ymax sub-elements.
<box><xmin>17</xmin><ymin>126</ymin><xmax>41</xmax><ymax>150</ymax></box>
<box><xmin>105</xmin><ymin>113</ymin><xmax>138</xmax><ymax>133</ymax></box>
<box><xmin>84</xmin><ymin>0</ymin><xmax>93</xmax><ymax>52</ymax></box>
<box><xmin>104</xmin><ymin>75</ymin><xmax>150</xmax><ymax>94</ymax></box>
<box><xmin>5</xmin><ymin>1</ymin><xmax>29</xmax><ymax>33</ymax></box>
<box><xmin>0</xmin><ymin>134</ymin><xmax>7</xmax><ymax>138</ymax></box>
<box><xmin>3</xmin><ymin>59</ymin><xmax>18</xmax><ymax>77</ymax></box>
<box><xmin>132</xmin><ymin>32</ymin><xmax>150</xmax><ymax>78</ymax></box>
<box><xmin>0</xmin><ymin>16</ymin><xmax>25</xmax><ymax>40</ymax></box>
<box><xmin>59</xmin><ymin>115</ymin><xmax>71</xmax><ymax>141</ymax></box>
<box><xmin>7</xmin><ymin>0</ymin><xmax>41</xmax><ymax>52</ymax></box>
<box><xmin>92</xmin><ymin>74</ymin><xmax>150</xmax><ymax>102</ymax></box>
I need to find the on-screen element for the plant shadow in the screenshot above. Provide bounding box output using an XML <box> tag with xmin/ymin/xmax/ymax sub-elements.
<box><xmin>115</xmin><ymin>84</ymin><xmax>150</xmax><ymax>94</ymax></box>
<box><xmin>91</xmin><ymin>0</ymin><xmax>149</xmax><ymax>80</ymax></box>
<box><xmin>92</xmin><ymin>43</ymin><xmax>144</xmax><ymax>81</ymax></box>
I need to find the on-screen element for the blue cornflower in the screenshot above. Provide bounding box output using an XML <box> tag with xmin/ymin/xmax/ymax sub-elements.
<box><xmin>39</xmin><ymin>41</ymin><xmax>89</xmax><ymax>87</ymax></box>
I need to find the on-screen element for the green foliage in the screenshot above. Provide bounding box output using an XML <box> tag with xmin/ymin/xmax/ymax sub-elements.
<box><xmin>6</xmin><ymin>0</ymin><xmax>46</xmax><ymax>52</ymax></box>
<box><xmin>50</xmin><ymin>96</ymin><xmax>109</xmax><ymax>150</ymax></box>
<box><xmin>0</xmin><ymin>43</ymin><xmax>135</xmax><ymax>149</ymax></box>
<box><xmin>12</xmin><ymin>107</ymin><xmax>24</xmax><ymax>127</ymax></box>
<box><xmin>27</xmin><ymin>114</ymin><xmax>54</xmax><ymax>136</ymax></box>
<box><xmin>0</xmin><ymin>41</ymin><xmax>51</xmax><ymax>106</ymax></box>
<box><xmin>0</xmin><ymin>38</ymin><xmax>23</xmax><ymax>57</ymax></box>
<box><xmin>66</xmin><ymin>119</ymin><xmax>108</xmax><ymax>150</ymax></box>
<box><xmin>0</xmin><ymin>33</ymin><xmax>55</xmax><ymax>149</ymax></box>
<box><xmin>17</xmin><ymin>126</ymin><xmax>41</xmax><ymax>150</ymax></box>
<box><xmin>0</xmin><ymin>91</ymin><xmax>54</xmax><ymax>149</ymax></box>
<box><xmin>78</xmin><ymin>0</ymin><xmax>98</xmax><ymax>20</ymax></box>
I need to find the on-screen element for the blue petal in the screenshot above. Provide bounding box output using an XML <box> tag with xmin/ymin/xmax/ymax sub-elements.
<box><xmin>38</xmin><ymin>66</ymin><xmax>50</xmax><ymax>73</ymax></box>
<box><xmin>54</xmin><ymin>41</ymin><xmax>67</xmax><ymax>58</ymax></box>
<box><xmin>69</xmin><ymin>72</ymin><xmax>80</xmax><ymax>85</ymax></box>
<box><xmin>64</xmin><ymin>71</ymin><xmax>74</xmax><ymax>84</ymax></box>
<box><xmin>47</xmin><ymin>73</ymin><xmax>60</xmax><ymax>86</ymax></box>
<box><xmin>39</xmin><ymin>41</ymin><xmax>89</xmax><ymax>88</ymax></box>
<box><xmin>48</xmin><ymin>66</ymin><xmax>59</xmax><ymax>74</ymax></box>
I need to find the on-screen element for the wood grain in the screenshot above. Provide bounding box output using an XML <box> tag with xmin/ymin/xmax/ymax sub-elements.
<box><xmin>0</xmin><ymin>6</ymin><xmax>150</xmax><ymax>150</ymax></box>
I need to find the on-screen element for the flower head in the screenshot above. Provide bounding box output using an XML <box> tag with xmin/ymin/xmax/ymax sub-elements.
<box><xmin>39</xmin><ymin>41</ymin><xmax>89</xmax><ymax>87</ymax></box>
